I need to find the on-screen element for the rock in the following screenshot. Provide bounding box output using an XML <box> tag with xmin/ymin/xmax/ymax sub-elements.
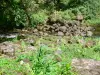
<box><xmin>43</xmin><ymin>27</ymin><xmax>49</xmax><ymax>31</ymax></box>
<box><xmin>44</xmin><ymin>33</ymin><xmax>48</xmax><ymax>36</ymax></box>
<box><xmin>86</xmin><ymin>26</ymin><xmax>93</xmax><ymax>31</ymax></box>
<box><xmin>27</xmin><ymin>46</ymin><xmax>37</xmax><ymax>51</ymax></box>
<box><xmin>14</xmin><ymin>43</ymin><xmax>21</xmax><ymax>50</ymax></box>
<box><xmin>54</xmin><ymin>48</ymin><xmax>62</xmax><ymax>62</ymax></box>
<box><xmin>65</xmin><ymin>32</ymin><xmax>70</xmax><ymax>36</ymax></box>
<box><xmin>65</xmin><ymin>24</ymin><xmax>69</xmax><ymax>28</ymax></box>
<box><xmin>84</xmin><ymin>40</ymin><xmax>96</xmax><ymax>48</ymax></box>
<box><xmin>57</xmin><ymin>23</ymin><xmax>61</xmax><ymax>26</ymax></box>
<box><xmin>36</xmin><ymin>25</ymin><xmax>43</xmax><ymax>31</ymax></box>
<box><xmin>25</xmin><ymin>38</ymin><xmax>35</xmax><ymax>46</ymax></box>
<box><xmin>55</xmin><ymin>28</ymin><xmax>60</xmax><ymax>32</ymax></box>
<box><xmin>17</xmin><ymin>34</ymin><xmax>26</xmax><ymax>39</ymax></box>
<box><xmin>77</xmin><ymin>38</ymin><xmax>86</xmax><ymax>44</ymax></box>
<box><xmin>81</xmin><ymin>32</ymin><xmax>86</xmax><ymax>36</ymax></box>
<box><xmin>34</xmin><ymin>32</ymin><xmax>39</xmax><ymax>36</ymax></box>
<box><xmin>70</xmin><ymin>21</ymin><xmax>77</xmax><ymax>27</ymax></box>
<box><xmin>58</xmin><ymin>31</ymin><xmax>64</xmax><ymax>36</ymax></box>
<box><xmin>54</xmin><ymin>49</ymin><xmax>62</xmax><ymax>55</ymax></box>
<box><xmin>72</xmin><ymin>58</ymin><xmax>100</xmax><ymax>75</ymax></box>
<box><xmin>59</xmin><ymin>26</ymin><xmax>67</xmax><ymax>32</ymax></box>
<box><xmin>39</xmin><ymin>26</ymin><xmax>44</xmax><ymax>31</ymax></box>
<box><xmin>54</xmin><ymin>54</ymin><xmax>62</xmax><ymax>62</ymax></box>
<box><xmin>73</xmin><ymin>25</ymin><xmax>78</xmax><ymax>30</ymax></box>
<box><xmin>33</xmin><ymin>29</ymin><xmax>38</xmax><ymax>33</ymax></box>
<box><xmin>39</xmin><ymin>31</ymin><xmax>44</xmax><ymax>36</ymax></box>
<box><xmin>20</xmin><ymin>60</ymin><xmax>24</xmax><ymax>65</ymax></box>
<box><xmin>51</xmin><ymin>30</ymin><xmax>55</xmax><ymax>33</ymax></box>
<box><xmin>0</xmin><ymin>42</ymin><xmax>15</xmax><ymax>56</ymax></box>
<box><xmin>86</xmin><ymin>31</ymin><xmax>93</xmax><ymax>36</ymax></box>
<box><xmin>53</xmin><ymin>24</ymin><xmax>58</xmax><ymax>28</ymax></box>
<box><xmin>77</xmin><ymin>39</ymin><xmax>96</xmax><ymax>48</ymax></box>
<box><xmin>76</xmin><ymin>14</ymin><xmax>83</xmax><ymax>21</ymax></box>
<box><xmin>46</xmin><ymin>25</ymin><xmax>51</xmax><ymax>30</ymax></box>
<box><xmin>76</xmin><ymin>30</ymin><xmax>81</xmax><ymax>35</ymax></box>
<box><xmin>74</xmin><ymin>20</ymin><xmax>81</xmax><ymax>26</ymax></box>
<box><xmin>50</xmin><ymin>26</ymin><xmax>55</xmax><ymax>30</ymax></box>
<box><xmin>21</xmin><ymin>59</ymin><xmax>30</xmax><ymax>64</ymax></box>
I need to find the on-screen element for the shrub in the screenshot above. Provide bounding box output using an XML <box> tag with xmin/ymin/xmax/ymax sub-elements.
<box><xmin>14</xmin><ymin>8</ymin><xmax>28</xmax><ymax>27</ymax></box>
<box><xmin>31</xmin><ymin>45</ymin><xmax>74</xmax><ymax>75</ymax></box>
<box><xmin>0</xmin><ymin>0</ymin><xmax>28</xmax><ymax>29</ymax></box>
<box><xmin>49</xmin><ymin>11</ymin><xmax>62</xmax><ymax>22</ymax></box>
<box><xmin>31</xmin><ymin>11</ymin><xmax>48</xmax><ymax>26</ymax></box>
<box><xmin>61</xmin><ymin>10</ymin><xmax>76</xmax><ymax>20</ymax></box>
<box><xmin>1</xmin><ymin>0</ymin><xmax>100</xmax><ymax>29</ymax></box>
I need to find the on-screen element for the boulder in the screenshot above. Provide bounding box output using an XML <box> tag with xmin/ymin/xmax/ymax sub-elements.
<box><xmin>27</xmin><ymin>46</ymin><xmax>37</xmax><ymax>51</ymax></box>
<box><xmin>72</xmin><ymin>58</ymin><xmax>100</xmax><ymax>75</ymax></box>
<box><xmin>53</xmin><ymin>24</ymin><xmax>59</xmax><ymax>28</ymax></box>
<box><xmin>39</xmin><ymin>31</ymin><xmax>44</xmax><ymax>36</ymax></box>
<box><xmin>24</xmin><ymin>38</ymin><xmax>35</xmax><ymax>46</ymax></box>
<box><xmin>59</xmin><ymin>26</ymin><xmax>67</xmax><ymax>32</ymax></box>
<box><xmin>76</xmin><ymin>14</ymin><xmax>84</xmax><ymax>21</ymax></box>
<box><xmin>86</xmin><ymin>31</ymin><xmax>93</xmax><ymax>36</ymax></box>
<box><xmin>0</xmin><ymin>42</ymin><xmax>15</xmax><ymax>56</ymax></box>
<box><xmin>58</xmin><ymin>31</ymin><xmax>64</xmax><ymax>36</ymax></box>
<box><xmin>44</xmin><ymin>33</ymin><xmax>48</xmax><ymax>36</ymax></box>
<box><xmin>65</xmin><ymin>32</ymin><xmax>70</xmax><ymax>36</ymax></box>
<box><xmin>84</xmin><ymin>40</ymin><xmax>96</xmax><ymax>48</ymax></box>
<box><xmin>33</xmin><ymin>29</ymin><xmax>38</xmax><ymax>33</ymax></box>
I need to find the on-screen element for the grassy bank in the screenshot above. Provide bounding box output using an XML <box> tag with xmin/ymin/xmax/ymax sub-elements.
<box><xmin>0</xmin><ymin>36</ymin><xmax>100</xmax><ymax>75</ymax></box>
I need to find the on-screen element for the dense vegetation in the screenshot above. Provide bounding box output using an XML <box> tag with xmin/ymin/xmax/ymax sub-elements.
<box><xmin>0</xmin><ymin>0</ymin><xmax>100</xmax><ymax>30</ymax></box>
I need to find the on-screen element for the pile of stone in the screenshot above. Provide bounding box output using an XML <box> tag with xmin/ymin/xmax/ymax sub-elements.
<box><xmin>33</xmin><ymin>20</ymin><xmax>93</xmax><ymax>36</ymax></box>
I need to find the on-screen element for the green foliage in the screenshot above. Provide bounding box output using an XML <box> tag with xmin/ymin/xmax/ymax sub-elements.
<box><xmin>49</xmin><ymin>10</ymin><xmax>76</xmax><ymax>22</ymax></box>
<box><xmin>61</xmin><ymin>10</ymin><xmax>76</xmax><ymax>20</ymax></box>
<box><xmin>0</xmin><ymin>45</ymin><xmax>76</xmax><ymax>75</ymax></box>
<box><xmin>31</xmin><ymin>11</ymin><xmax>48</xmax><ymax>26</ymax></box>
<box><xmin>14</xmin><ymin>8</ymin><xmax>27</xmax><ymax>26</ymax></box>
<box><xmin>71</xmin><ymin>0</ymin><xmax>100</xmax><ymax>20</ymax></box>
<box><xmin>0</xmin><ymin>0</ymin><xmax>100</xmax><ymax>29</ymax></box>
<box><xmin>0</xmin><ymin>0</ymin><xmax>28</xmax><ymax>29</ymax></box>
<box><xmin>13</xmin><ymin>0</ymin><xmax>20</xmax><ymax>3</ymax></box>
<box><xmin>31</xmin><ymin>45</ymin><xmax>72</xmax><ymax>75</ymax></box>
<box><xmin>86</xmin><ymin>18</ymin><xmax>100</xmax><ymax>25</ymax></box>
<box><xmin>49</xmin><ymin>11</ymin><xmax>62</xmax><ymax>21</ymax></box>
<box><xmin>84</xmin><ymin>0</ymin><xmax>100</xmax><ymax>19</ymax></box>
<box><xmin>0</xmin><ymin>58</ymin><xmax>28</xmax><ymax>75</ymax></box>
<box><xmin>93</xmin><ymin>41</ymin><xmax>100</xmax><ymax>52</ymax></box>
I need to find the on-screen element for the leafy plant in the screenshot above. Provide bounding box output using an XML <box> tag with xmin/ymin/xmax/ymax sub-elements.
<box><xmin>31</xmin><ymin>11</ymin><xmax>48</xmax><ymax>26</ymax></box>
